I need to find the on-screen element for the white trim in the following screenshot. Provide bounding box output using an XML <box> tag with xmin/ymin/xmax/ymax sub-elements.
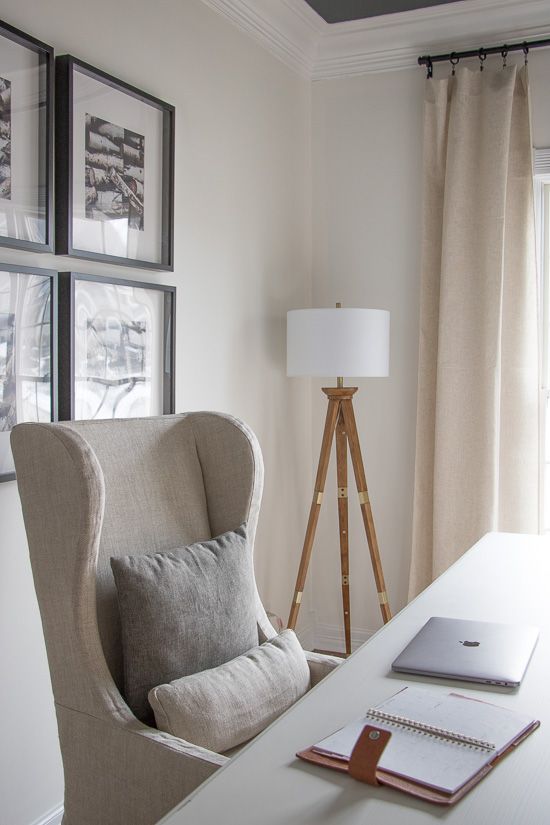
<box><xmin>29</xmin><ymin>803</ymin><xmax>64</xmax><ymax>825</ymax></box>
<box><xmin>199</xmin><ymin>0</ymin><xmax>322</xmax><ymax>77</ymax></box>
<box><xmin>535</xmin><ymin>148</ymin><xmax>550</xmax><ymax>176</ymax></box>
<box><xmin>313</xmin><ymin>22</ymin><xmax>550</xmax><ymax>80</ymax></box>
<box><xmin>534</xmin><ymin>153</ymin><xmax>550</xmax><ymax>533</ymax></box>
<box><xmin>295</xmin><ymin>611</ymin><xmax>316</xmax><ymax>651</ymax></box>
<box><xmin>200</xmin><ymin>0</ymin><xmax>550</xmax><ymax>79</ymax></box>
<box><xmin>296</xmin><ymin>617</ymin><xmax>374</xmax><ymax>653</ymax></box>
<box><xmin>315</xmin><ymin>622</ymin><xmax>374</xmax><ymax>653</ymax></box>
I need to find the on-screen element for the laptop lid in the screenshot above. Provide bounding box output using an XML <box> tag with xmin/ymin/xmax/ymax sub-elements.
<box><xmin>392</xmin><ymin>617</ymin><xmax>539</xmax><ymax>687</ymax></box>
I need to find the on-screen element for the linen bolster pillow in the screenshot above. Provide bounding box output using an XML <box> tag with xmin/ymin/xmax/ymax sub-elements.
<box><xmin>148</xmin><ymin>629</ymin><xmax>311</xmax><ymax>753</ymax></box>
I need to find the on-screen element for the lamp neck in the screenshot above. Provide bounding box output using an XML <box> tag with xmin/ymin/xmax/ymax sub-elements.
<box><xmin>336</xmin><ymin>303</ymin><xmax>343</xmax><ymax>389</ymax></box>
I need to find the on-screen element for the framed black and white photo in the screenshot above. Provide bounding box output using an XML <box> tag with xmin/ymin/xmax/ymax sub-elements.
<box><xmin>56</xmin><ymin>56</ymin><xmax>175</xmax><ymax>270</ymax></box>
<box><xmin>58</xmin><ymin>272</ymin><xmax>175</xmax><ymax>421</ymax></box>
<box><xmin>0</xmin><ymin>264</ymin><xmax>57</xmax><ymax>482</ymax></box>
<box><xmin>0</xmin><ymin>21</ymin><xmax>54</xmax><ymax>253</ymax></box>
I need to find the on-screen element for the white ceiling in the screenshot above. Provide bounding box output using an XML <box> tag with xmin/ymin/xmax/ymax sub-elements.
<box><xmin>200</xmin><ymin>0</ymin><xmax>550</xmax><ymax>78</ymax></box>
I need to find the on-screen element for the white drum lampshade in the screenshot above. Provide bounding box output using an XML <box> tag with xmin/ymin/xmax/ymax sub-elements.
<box><xmin>287</xmin><ymin>308</ymin><xmax>390</xmax><ymax>379</ymax></box>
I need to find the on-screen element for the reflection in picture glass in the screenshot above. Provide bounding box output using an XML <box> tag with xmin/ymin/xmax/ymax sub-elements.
<box><xmin>0</xmin><ymin>270</ymin><xmax>52</xmax><ymax>476</ymax></box>
<box><xmin>0</xmin><ymin>76</ymin><xmax>12</xmax><ymax>200</ymax></box>
<box><xmin>74</xmin><ymin>279</ymin><xmax>163</xmax><ymax>420</ymax></box>
<box><xmin>0</xmin><ymin>24</ymin><xmax>52</xmax><ymax>250</ymax></box>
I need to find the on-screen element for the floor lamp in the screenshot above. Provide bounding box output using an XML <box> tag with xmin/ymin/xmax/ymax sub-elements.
<box><xmin>286</xmin><ymin>305</ymin><xmax>392</xmax><ymax>656</ymax></box>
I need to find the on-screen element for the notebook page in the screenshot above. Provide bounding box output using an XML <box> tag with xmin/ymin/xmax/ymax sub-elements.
<box><xmin>313</xmin><ymin>687</ymin><xmax>536</xmax><ymax>794</ymax></box>
<box><xmin>377</xmin><ymin>687</ymin><xmax>535</xmax><ymax>754</ymax></box>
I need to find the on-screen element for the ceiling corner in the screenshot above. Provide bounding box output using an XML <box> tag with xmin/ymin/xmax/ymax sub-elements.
<box><xmin>201</xmin><ymin>0</ymin><xmax>550</xmax><ymax>79</ymax></box>
<box><xmin>199</xmin><ymin>0</ymin><xmax>323</xmax><ymax>77</ymax></box>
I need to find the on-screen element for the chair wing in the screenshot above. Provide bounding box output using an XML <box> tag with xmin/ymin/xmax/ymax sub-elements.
<box><xmin>11</xmin><ymin>413</ymin><xmax>338</xmax><ymax>825</ymax></box>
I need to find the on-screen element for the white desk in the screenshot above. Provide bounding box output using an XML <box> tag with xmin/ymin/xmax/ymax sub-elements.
<box><xmin>158</xmin><ymin>533</ymin><xmax>550</xmax><ymax>825</ymax></box>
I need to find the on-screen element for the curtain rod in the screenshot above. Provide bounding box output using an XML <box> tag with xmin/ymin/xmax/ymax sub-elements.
<box><xmin>418</xmin><ymin>36</ymin><xmax>550</xmax><ymax>77</ymax></box>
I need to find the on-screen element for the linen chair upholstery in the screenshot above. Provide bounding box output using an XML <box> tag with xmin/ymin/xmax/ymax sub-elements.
<box><xmin>12</xmin><ymin>413</ymin><xmax>339</xmax><ymax>825</ymax></box>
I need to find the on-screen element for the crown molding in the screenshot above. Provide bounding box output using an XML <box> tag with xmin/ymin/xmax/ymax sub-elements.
<box><xmin>313</xmin><ymin>0</ymin><xmax>550</xmax><ymax>78</ymax></box>
<box><xmin>200</xmin><ymin>0</ymin><xmax>550</xmax><ymax>79</ymax></box>
<box><xmin>200</xmin><ymin>0</ymin><xmax>322</xmax><ymax>76</ymax></box>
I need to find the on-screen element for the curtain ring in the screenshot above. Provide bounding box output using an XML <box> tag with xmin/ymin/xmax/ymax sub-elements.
<box><xmin>426</xmin><ymin>57</ymin><xmax>433</xmax><ymax>79</ymax></box>
<box><xmin>523</xmin><ymin>42</ymin><xmax>529</xmax><ymax>65</ymax></box>
<box><xmin>501</xmin><ymin>46</ymin><xmax>508</xmax><ymax>68</ymax></box>
<box><xmin>450</xmin><ymin>53</ymin><xmax>459</xmax><ymax>76</ymax></box>
<box><xmin>478</xmin><ymin>48</ymin><xmax>487</xmax><ymax>71</ymax></box>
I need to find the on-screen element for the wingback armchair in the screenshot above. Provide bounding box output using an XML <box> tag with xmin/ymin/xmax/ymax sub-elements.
<box><xmin>12</xmin><ymin>413</ymin><xmax>340</xmax><ymax>825</ymax></box>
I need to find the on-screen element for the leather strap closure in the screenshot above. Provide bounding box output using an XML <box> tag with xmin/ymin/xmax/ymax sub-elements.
<box><xmin>348</xmin><ymin>725</ymin><xmax>392</xmax><ymax>785</ymax></box>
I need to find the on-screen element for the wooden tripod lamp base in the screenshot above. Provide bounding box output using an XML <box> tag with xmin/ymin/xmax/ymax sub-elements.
<box><xmin>286</xmin><ymin>304</ymin><xmax>392</xmax><ymax>657</ymax></box>
<box><xmin>287</xmin><ymin>386</ymin><xmax>392</xmax><ymax>656</ymax></box>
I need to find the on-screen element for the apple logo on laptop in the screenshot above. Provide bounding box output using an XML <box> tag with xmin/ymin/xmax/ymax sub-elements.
<box><xmin>459</xmin><ymin>640</ymin><xmax>480</xmax><ymax>647</ymax></box>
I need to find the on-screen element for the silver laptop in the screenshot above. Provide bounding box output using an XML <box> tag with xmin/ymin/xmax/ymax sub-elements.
<box><xmin>391</xmin><ymin>617</ymin><xmax>539</xmax><ymax>687</ymax></box>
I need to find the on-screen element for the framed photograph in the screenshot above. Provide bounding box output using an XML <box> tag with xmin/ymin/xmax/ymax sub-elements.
<box><xmin>0</xmin><ymin>264</ymin><xmax>57</xmax><ymax>482</ymax></box>
<box><xmin>58</xmin><ymin>272</ymin><xmax>175</xmax><ymax>421</ymax></box>
<box><xmin>0</xmin><ymin>21</ymin><xmax>54</xmax><ymax>252</ymax></box>
<box><xmin>56</xmin><ymin>55</ymin><xmax>174</xmax><ymax>270</ymax></box>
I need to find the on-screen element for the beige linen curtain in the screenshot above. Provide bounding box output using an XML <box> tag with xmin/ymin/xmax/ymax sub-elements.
<box><xmin>409</xmin><ymin>66</ymin><xmax>539</xmax><ymax>598</ymax></box>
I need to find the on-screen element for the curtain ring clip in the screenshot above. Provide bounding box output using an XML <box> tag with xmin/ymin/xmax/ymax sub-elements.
<box><xmin>522</xmin><ymin>42</ymin><xmax>529</xmax><ymax>65</ymax></box>
<box><xmin>450</xmin><ymin>52</ymin><xmax>459</xmax><ymax>76</ymax></box>
<box><xmin>478</xmin><ymin>47</ymin><xmax>487</xmax><ymax>71</ymax></box>
<box><xmin>501</xmin><ymin>46</ymin><xmax>508</xmax><ymax>68</ymax></box>
<box><xmin>426</xmin><ymin>57</ymin><xmax>433</xmax><ymax>79</ymax></box>
<box><xmin>426</xmin><ymin>57</ymin><xmax>434</xmax><ymax>80</ymax></box>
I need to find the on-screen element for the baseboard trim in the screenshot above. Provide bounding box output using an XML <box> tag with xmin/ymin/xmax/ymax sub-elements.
<box><xmin>295</xmin><ymin>617</ymin><xmax>316</xmax><ymax>652</ymax></box>
<box><xmin>315</xmin><ymin>622</ymin><xmax>374</xmax><ymax>654</ymax></box>
<box><xmin>29</xmin><ymin>803</ymin><xmax>63</xmax><ymax>825</ymax></box>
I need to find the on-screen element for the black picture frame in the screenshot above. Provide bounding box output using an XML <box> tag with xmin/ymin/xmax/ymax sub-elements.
<box><xmin>58</xmin><ymin>272</ymin><xmax>175</xmax><ymax>421</ymax></box>
<box><xmin>0</xmin><ymin>20</ymin><xmax>54</xmax><ymax>253</ymax></box>
<box><xmin>55</xmin><ymin>55</ymin><xmax>175</xmax><ymax>271</ymax></box>
<box><xmin>0</xmin><ymin>263</ymin><xmax>57</xmax><ymax>482</ymax></box>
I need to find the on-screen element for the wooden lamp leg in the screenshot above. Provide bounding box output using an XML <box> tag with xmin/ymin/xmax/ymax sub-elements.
<box><xmin>341</xmin><ymin>398</ymin><xmax>392</xmax><ymax>624</ymax></box>
<box><xmin>336</xmin><ymin>408</ymin><xmax>352</xmax><ymax>655</ymax></box>
<box><xmin>288</xmin><ymin>386</ymin><xmax>392</xmax><ymax>646</ymax></box>
<box><xmin>287</xmin><ymin>398</ymin><xmax>340</xmax><ymax>631</ymax></box>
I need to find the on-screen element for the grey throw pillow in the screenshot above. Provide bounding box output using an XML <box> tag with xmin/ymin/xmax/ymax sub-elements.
<box><xmin>148</xmin><ymin>630</ymin><xmax>311</xmax><ymax>752</ymax></box>
<box><xmin>110</xmin><ymin>523</ymin><xmax>258</xmax><ymax>723</ymax></box>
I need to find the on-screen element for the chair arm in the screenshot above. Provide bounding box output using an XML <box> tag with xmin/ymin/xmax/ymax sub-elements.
<box><xmin>135</xmin><ymin>725</ymin><xmax>228</xmax><ymax>768</ymax></box>
<box><xmin>57</xmin><ymin>703</ymin><xmax>227</xmax><ymax>825</ymax></box>
<box><xmin>304</xmin><ymin>650</ymin><xmax>342</xmax><ymax>687</ymax></box>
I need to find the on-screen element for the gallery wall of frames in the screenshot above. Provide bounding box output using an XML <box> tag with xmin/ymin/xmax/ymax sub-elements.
<box><xmin>0</xmin><ymin>19</ymin><xmax>176</xmax><ymax>481</ymax></box>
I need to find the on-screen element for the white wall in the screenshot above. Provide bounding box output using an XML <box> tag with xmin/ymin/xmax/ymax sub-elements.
<box><xmin>309</xmin><ymin>50</ymin><xmax>550</xmax><ymax>645</ymax></box>
<box><xmin>529</xmin><ymin>51</ymin><xmax>550</xmax><ymax>148</ymax></box>
<box><xmin>0</xmin><ymin>1</ymin><xmax>312</xmax><ymax>822</ymax></box>
<box><xmin>310</xmin><ymin>67</ymin><xmax>424</xmax><ymax>641</ymax></box>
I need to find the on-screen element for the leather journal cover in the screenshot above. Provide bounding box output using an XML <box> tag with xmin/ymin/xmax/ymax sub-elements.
<box><xmin>296</xmin><ymin>687</ymin><xmax>540</xmax><ymax>806</ymax></box>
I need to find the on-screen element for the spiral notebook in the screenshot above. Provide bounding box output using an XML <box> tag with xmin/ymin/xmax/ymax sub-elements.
<box><xmin>297</xmin><ymin>686</ymin><xmax>539</xmax><ymax>805</ymax></box>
